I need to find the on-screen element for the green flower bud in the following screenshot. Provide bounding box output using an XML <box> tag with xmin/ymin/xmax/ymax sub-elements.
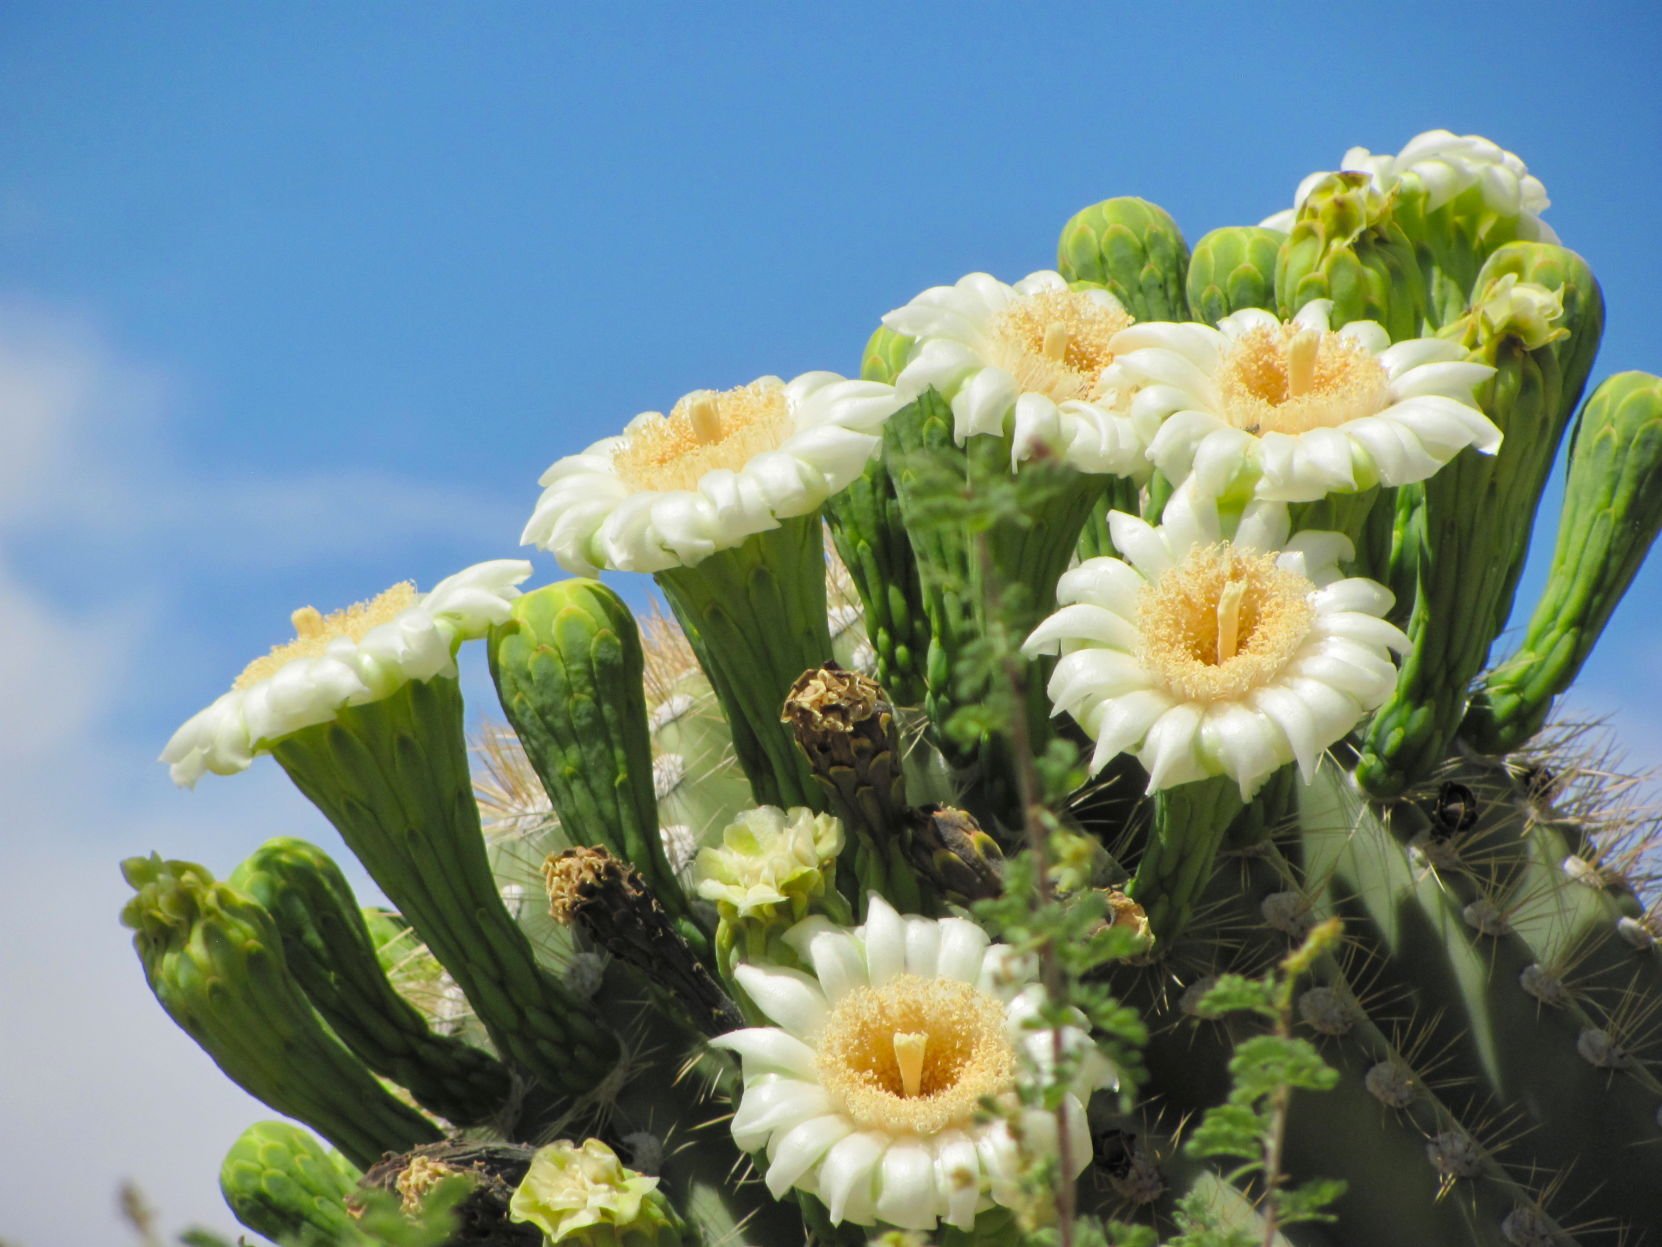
<box><xmin>509</xmin><ymin>1139</ymin><xmax>685</xmax><ymax>1247</ymax></box>
<box><xmin>1185</xmin><ymin>225</ymin><xmax>1285</xmax><ymax>325</ymax></box>
<box><xmin>1057</xmin><ymin>196</ymin><xmax>1190</xmax><ymax>322</ymax></box>
<box><xmin>1275</xmin><ymin>172</ymin><xmax>1425</xmax><ymax>340</ymax></box>
<box><xmin>219</xmin><ymin>1120</ymin><xmax>361</xmax><ymax>1244</ymax></box>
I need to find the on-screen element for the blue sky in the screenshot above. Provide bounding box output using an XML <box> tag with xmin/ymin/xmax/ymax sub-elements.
<box><xmin>3</xmin><ymin>4</ymin><xmax>1661</xmax><ymax>1243</ymax></box>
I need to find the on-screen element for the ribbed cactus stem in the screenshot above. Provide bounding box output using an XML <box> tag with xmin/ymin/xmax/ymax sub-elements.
<box><xmin>121</xmin><ymin>857</ymin><xmax>440</xmax><ymax>1169</ymax></box>
<box><xmin>219</xmin><ymin>1121</ymin><xmax>363</xmax><ymax>1244</ymax></box>
<box><xmin>1294</xmin><ymin>762</ymin><xmax>1662</xmax><ymax>1226</ymax></box>
<box><xmin>655</xmin><ymin>514</ymin><xmax>832</xmax><ymax>812</ymax></box>
<box><xmin>1056</xmin><ymin>196</ymin><xmax>1191</xmax><ymax>322</ymax></box>
<box><xmin>488</xmin><ymin>579</ymin><xmax>703</xmax><ymax>949</ymax></box>
<box><xmin>1464</xmin><ymin>371</ymin><xmax>1662</xmax><ymax>753</ymax></box>
<box><xmin>230</xmin><ymin>837</ymin><xmax>513</xmax><ymax>1126</ymax></box>
<box><xmin>268</xmin><ymin>675</ymin><xmax>618</xmax><ymax>1102</ymax></box>
<box><xmin>1129</xmin><ymin>774</ymin><xmax>1243</xmax><ymax>942</ymax></box>
<box><xmin>1359</xmin><ymin>255</ymin><xmax>1586</xmax><ymax>797</ymax></box>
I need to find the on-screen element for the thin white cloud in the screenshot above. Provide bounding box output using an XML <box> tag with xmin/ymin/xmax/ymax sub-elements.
<box><xmin>0</xmin><ymin>300</ymin><xmax>489</xmax><ymax>1244</ymax></box>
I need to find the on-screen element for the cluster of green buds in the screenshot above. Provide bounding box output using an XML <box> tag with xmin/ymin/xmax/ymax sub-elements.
<box><xmin>128</xmin><ymin>128</ymin><xmax>1662</xmax><ymax>1247</ymax></box>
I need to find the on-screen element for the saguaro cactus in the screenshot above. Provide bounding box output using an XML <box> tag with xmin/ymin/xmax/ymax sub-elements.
<box><xmin>133</xmin><ymin>129</ymin><xmax>1662</xmax><ymax>1247</ymax></box>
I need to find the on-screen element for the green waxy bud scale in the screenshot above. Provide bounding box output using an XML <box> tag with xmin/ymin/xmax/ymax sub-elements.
<box><xmin>489</xmin><ymin>580</ymin><xmax>704</xmax><ymax>950</ymax></box>
<box><xmin>1185</xmin><ymin>226</ymin><xmax>1285</xmax><ymax>325</ymax></box>
<box><xmin>1275</xmin><ymin>172</ymin><xmax>1425</xmax><ymax>340</ymax></box>
<box><xmin>219</xmin><ymin>1120</ymin><xmax>362</xmax><ymax>1244</ymax></box>
<box><xmin>121</xmin><ymin>857</ymin><xmax>440</xmax><ymax>1168</ymax></box>
<box><xmin>1057</xmin><ymin>196</ymin><xmax>1190</xmax><ymax>323</ymax></box>
<box><xmin>1465</xmin><ymin>372</ymin><xmax>1662</xmax><ymax>753</ymax></box>
<box><xmin>231</xmin><ymin>836</ymin><xmax>513</xmax><ymax>1125</ymax></box>
<box><xmin>267</xmin><ymin>675</ymin><xmax>619</xmax><ymax>1102</ymax></box>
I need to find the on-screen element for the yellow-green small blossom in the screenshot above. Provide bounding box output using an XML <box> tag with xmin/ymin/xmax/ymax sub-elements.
<box><xmin>1473</xmin><ymin>273</ymin><xmax>1569</xmax><ymax>352</ymax></box>
<box><xmin>694</xmin><ymin>805</ymin><xmax>845</xmax><ymax>925</ymax></box>
<box><xmin>508</xmin><ymin>1139</ymin><xmax>683</xmax><ymax>1247</ymax></box>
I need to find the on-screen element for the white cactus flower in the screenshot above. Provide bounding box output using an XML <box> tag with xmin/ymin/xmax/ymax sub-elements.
<box><xmin>883</xmin><ymin>270</ymin><xmax>1152</xmax><ymax>474</ymax></box>
<box><xmin>522</xmin><ymin>373</ymin><xmax>897</xmax><ymax>575</ymax></box>
<box><xmin>1024</xmin><ymin>485</ymin><xmax>1408</xmax><ymax>797</ymax></box>
<box><xmin>1104</xmin><ymin>299</ymin><xmax>1497</xmax><ymax>503</ymax></box>
<box><xmin>161</xmin><ymin>560</ymin><xmax>533</xmax><ymax>787</ymax></box>
<box><xmin>1262</xmin><ymin>129</ymin><xmax>1556</xmax><ymax>242</ymax></box>
<box><xmin>711</xmin><ymin>894</ymin><xmax>1112</xmax><ymax>1232</ymax></box>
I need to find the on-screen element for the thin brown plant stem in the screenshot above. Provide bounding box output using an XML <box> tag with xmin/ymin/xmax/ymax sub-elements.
<box><xmin>981</xmin><ymin>532</ymin><xmax>1077</xmax><ymax>1246</ymax></box>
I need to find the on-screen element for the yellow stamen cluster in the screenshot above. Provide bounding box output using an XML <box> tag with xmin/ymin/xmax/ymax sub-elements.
<box><xmin>988</xmin><ymin>290</ymin><xmax>1133</xmax><ymax>404</ymax></box>
<box><xmin>234</xmin><ymin>583</ymin><xmax>418</xmax><ymax>690</ymax></box>
<box><xmin>1138</xmin><ymin>544</ymin><xmax>1315</xmax><ymax>703</ymax></box>
<box><xmin>1219</xmin><ymin>324</ymin><xmax>1389</xmax><ymax>435</ymax></box>
<box><xmin>817</xmin><ymin>974</ymin><xmax>1014</xmax><ymax>1135</ymax></box>
<box><xmin>395</xmin><ymin>1155</ymin><xmax>470</xmax><ymax>1212</ymax></box>
<box><xmin>611</xmin><ymin>379</ymin><xmax>793</xmax><ymax>492</ymax></box>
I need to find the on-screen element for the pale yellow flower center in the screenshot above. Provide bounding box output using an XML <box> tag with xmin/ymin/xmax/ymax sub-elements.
<box><xmin>1219</xmin><ymin>325</ymin><xmax>1389</xmax><ymax>435</ymax></box>
<box><xmin>612</xmin><ymin>379</ymin><xmax>793</xmax><ymax>492</ymax></box>
<box><xmin>817</xmin><ymin>974</ymin><xmax>1014</xmax><ymax>1135</ymax></box>
<box><xmin>234</xmin><ymin>583</ymin><xmax>417</xmax><ymax>690</ymax></box>
<box><xmin>1137</xmin><ymin>545</ymin><xmax>1315</xmax><ymax>703</ymax></box>
<box><xmin>987</xmin><ymin>289</ymin><xmax>1133</xmax><ymax>404</ymax></box>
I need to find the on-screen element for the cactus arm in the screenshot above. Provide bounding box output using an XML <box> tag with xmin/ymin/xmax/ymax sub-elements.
<box><xmin>122</xmin><ymin>857</ymin><xmax>440</xmax><ymax>1169</ymax></box>
<box><xmin>268</xmin><ymin>675</ymin><xmax>618</xmax><ymax>1103</ymax></box>
<box><xmin>230</xmin><ymin>837</ymin><xmax>513</xmax><ymax>1125</ymax></box>
<box><xmin>488</xmin><ymin>580</ymin><xmax>703</xmax><ymax>949</ymax></box>
<box><xmin>1464</xmin><ymin>372</ymin><xmax>1662</xmax><ymax>753</ymax></box>
<box><xmin>1358</xmin><ymin>248</ymin><xmax>1600</xmax><ymax>796</ymax></box>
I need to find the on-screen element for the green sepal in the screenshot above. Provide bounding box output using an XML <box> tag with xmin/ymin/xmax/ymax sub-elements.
<box><xmin>1465</xmin><ymin>372</ymin><xmax>1662</xmax><ymax>752</ymax></box>
<box><xmin>120</xmin><ymin>856</ymin><xmax>440</xmax><ymax>1168</ymax></box>
<box><xmin>1057</xmin><ymin>196</ymin><xmax>1190</xmax><ymax>322</ymax></box>
<box><xmin>268</xmin><ymin>676</ymin><xmax>619</xmax><ymax>1101</ymax></box>
<box><xmin>655</xmin><ymin>515</ymin><xmax>834</xmax><ymax>811</ymax></box>
<box><xmin>1185</xmin><ymin>225</ymin><xmax>1285</xmax><ymax>325</ymax></box>
<box><xmin>219</xmin><ymin>1120</ymin><xmax>362</xmax><ymax>1244</ymax></box>
<box><xmin>489</xmin><ymin>579</ymin><xmax>704</xmax><ymax>950</ymax></box>
<box><xmin>1275</xmin><ymin>172</ymin><xmax>1425</xmax><ymax>340</ymax></box>
<box><xmin>230</xmin><ymin>837</ymin><xmax>513</xmax><ymax>1125</ymax></box>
